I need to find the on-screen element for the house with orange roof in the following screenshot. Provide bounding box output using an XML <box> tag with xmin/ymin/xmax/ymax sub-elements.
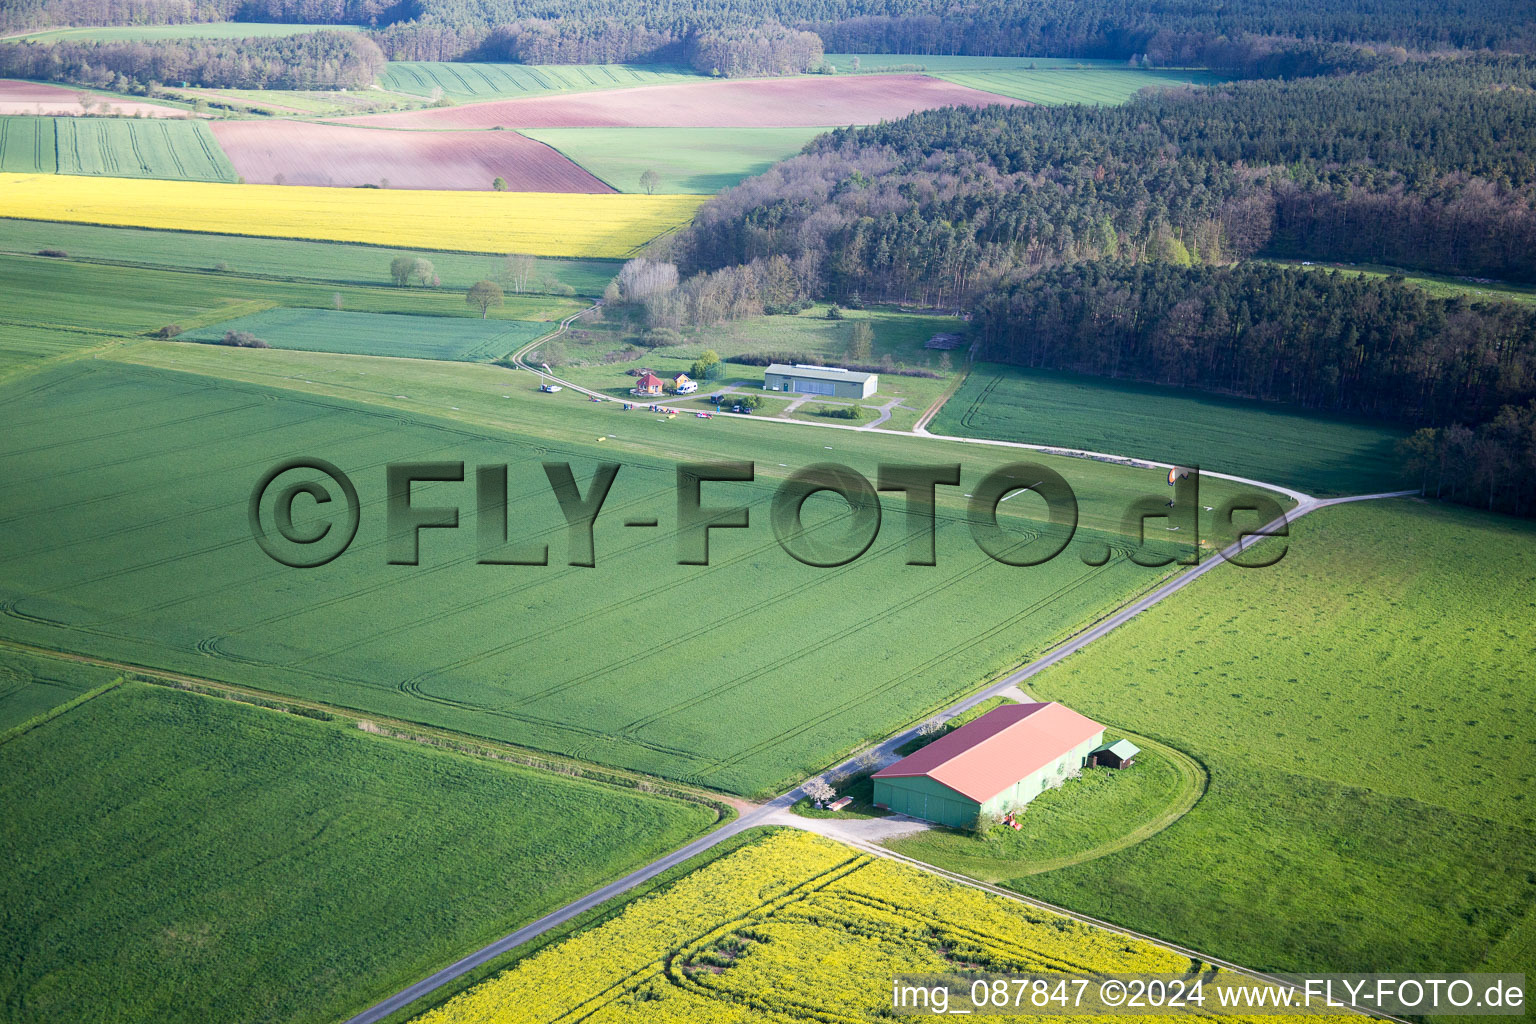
<box><xmin>632</xmin><ymin>371</ymin><xmax>664</xmax><ymax>396</ymax></box>
<box><xmin>871</xmin><ymin>702</ymin><xmax>1104</xmax><ymax>827</ymax></box>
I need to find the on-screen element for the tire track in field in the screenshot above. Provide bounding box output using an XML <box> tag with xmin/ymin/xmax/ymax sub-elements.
<box><xmin>692</xmin><ymin>549</ymin><xmax>1130</xmax><ymax>784</ymax></box>
<box><xmin>619</xmin><ymin>522</ymin><xmax>1087</xmax><ymax>742</ymax></box>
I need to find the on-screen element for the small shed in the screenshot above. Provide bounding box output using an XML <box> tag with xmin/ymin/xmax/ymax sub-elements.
<box><xmin>1090</xmin><ymin>738</ymin><xmax>1140</xmax><ymax>769</ymax></box>
<box><xmin>673</xmin><ymin>373</ymin><xmax>698</xmax><ymax>394</ymax></box>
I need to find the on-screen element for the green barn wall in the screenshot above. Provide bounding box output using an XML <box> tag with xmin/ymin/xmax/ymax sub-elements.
<box><xmin>874</xmin><ymin>729</ymin><xmax>1104</xmax><ymax>827</ymax></box>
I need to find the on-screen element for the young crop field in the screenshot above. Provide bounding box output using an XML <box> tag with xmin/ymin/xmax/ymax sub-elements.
<box><xmin>182</xmin><ymin>308</ymin><xmax>549</xmax><ymax>361</ymax></box>
<box><xmin>412</xmin><ymin>829</ymin><xmax>1281</xmax><ymax>1023</ymax></box>
<box><xmin>0</xmin><ymin>172</ymin><xmax>705</xmax><ymax>256</ymax></box>
<box><xmin>0</xmin><ymin>116</ymin><xmax>55</xmax><ymax>172</ymax></box>
<box><xmin>1</xmin><ymin>115</ymin><xmax>236</xmax><ymax>181</ymax></box>
<box><xmin>1011</xmin><ymin>499</ymin><xmax>1536</xmax><ymax>980</ymax></box>
<box><xmin>0</xmin><ymin>681</ymin><xmax>714</xmax><ymax>1024</ymax></box>
<box><xmin>931</xmin><ymin>363</ymin><xmax>1411</xmax><ymax>495</ymax></box>
<box><xmin>210</xmin><ymin>120</ymin><xmax>613</xmax><ymax>192</ymax></box>
<box><xmin>520</xmin><ymin>126</ymin><xmax>825</xmax><ymax>193</ymax></box>
<box><xmin>378</xmin><ymin>61</ymin><xmax>704</xmax><ymax>100</ymax></box>
<box><xmin>0</xmin><ymin>339</ymin><xmax>1280</xmax><ymax>797</ymax></box>
<box><xmin>339</xmin><ymin>74</ymin><xmax>1028</xmax><ymax>130</ymax></box>
<box><xmin>0</xmin><ymin>218</ymin><xmax>618</xmax><ymax>295</ymax></box>
<box><xmin>0</xmin><ymin>645</ymin><xmax>122</xmax><ymax>732</ymax></box>
<box><xmin>53</xmin><ymin>115</ymin><xmax>237</xmax><ymax>181</ymax></box>
<box><xmin>934</xmin><ymin>66</ymin><xmax>1225</xmax><ymax>104</ymax></box>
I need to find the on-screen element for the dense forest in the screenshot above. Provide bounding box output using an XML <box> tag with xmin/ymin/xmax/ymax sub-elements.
<box><xmin>1399</xmin><ymin>404</ymin><xmax>1536</xmax><ymax>517</ymax></box>
<box><xmin>972</xmin><ymin>263</ymin><xmax>1536</xmax><ymax>427</ymax></box>
<box><xmin>4</xmin><ymin>0</ymin><xmax>1535</xmax><ymax>59</ymax></box>
<box><xmin>0</xmin><ymin>32</ymin><xmax>384</xmax><ymax>90</ymax></box>
<box><xmin>673</xmin><ymin>56</ymin><xmax>1536</xmax><ymax>303</ymax></box>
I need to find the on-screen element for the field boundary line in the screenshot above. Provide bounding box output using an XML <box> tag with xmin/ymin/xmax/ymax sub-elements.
<box><xmin>0</xmin><ymin>674</ymin><xmax>124</xmax><ymax>746</ymax></box>
<box><xmin>0</xmin><ymin>638</ymin><xmax>742</xmax><ymax>818</ymax></box>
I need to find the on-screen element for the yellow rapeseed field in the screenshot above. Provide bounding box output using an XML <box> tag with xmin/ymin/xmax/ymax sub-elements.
<box><xmin>413</xmin><ymin>831</ymin><xmax>1333</xmax><ymax>1023</ymax></box>
<box><xmin>0</xmin><ymin>173</ymin><xmax>705</xmax><ymax>257</ymax></box>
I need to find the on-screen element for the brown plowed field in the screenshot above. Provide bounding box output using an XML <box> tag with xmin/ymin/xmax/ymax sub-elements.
<box><xmin>333</xmin><ymin>74</ymin><xmax>1025</xmax><ymax>130</ymax></box>
<box><xmin>0</xmin><ymin>79</ymin><xmax>187</xmax><ymax>117</ymax></box>
<box><xmin>209</xmin><ymin>120</ymin><xmax>614</xmax><ymax>192</ymax></box>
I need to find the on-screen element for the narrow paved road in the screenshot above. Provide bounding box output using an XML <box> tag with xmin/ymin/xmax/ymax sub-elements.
<box><xmin>345</xmin><ymin>472</ymin><xmax>1419</xmax><ymax>1023</ymax></box>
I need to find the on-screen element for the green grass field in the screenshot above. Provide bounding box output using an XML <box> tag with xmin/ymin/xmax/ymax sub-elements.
<box><xmin>17</xmin><ymin>21</ymin><xmax>363</xmax><ymax>42</ymax></box>
<box><xmin>183</xmin><ymin>307</ymin><xmax>549</xmax><ymax>361</ymax></box>
<box><xmin>1011</xmin><ymin>499</ymin><xmax>1536</xmax><ymax>979</ymax></box>
<box><xmin>0</xmin><ymin>681</ymin><xmax>712</xmax><ymax>1023</ymax></box>
<box><xmin>0</xmin><ymin>116</ymin><xmax>238</xmax><ymax>182</ymax></box>
<box><xmin>378</xmin><ymin>61</ymin><xmax>703</xmax><ymax>100</ymax></box>
<box><xmin>0</xmin><ymin>645</ymin><xmax>122</xmax><ymax>732</ymax></box>
<box><xmin>0</xmin><ymin>218</ymin><xmax>617</xmax><ymax>296</ymax></box>
<box><xmin>824</xmin><ymin>54</ymin><xmax>1160</xmax><ymax>73</ymax></box>
<box><xmin>1265</xmin><ymin>259</ymin><xmax>1536</xmax><ymax>307</ymax></box>
<box><xmin>0</xmin><ymin>314</ymin><xmax>1278</xmax><ymax>796</ymax></box>
<box><xmin>936</xmin><ymin>67</ymin><xmax>1224</xmax><ymax>104</ymax></box>
<box><xmin>932</xmin><ymin>363</ymin><xmax>1411</xmax><ymax>495</ymax></box>
<box><xmin>522</xmin><ymin>126</ymin><xmax>825</xmax><ymax>194</ymax></box>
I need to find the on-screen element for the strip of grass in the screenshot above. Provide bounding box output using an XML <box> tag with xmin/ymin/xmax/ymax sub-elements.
<box><xmin>0</xmin><ymin>644</ymin><xmax>123</xmax><ymax>732</ymax></box>
<box><xmin>1012</xmin><ymin>499</ymin><xmax>1536</xmax><ymax>980</ymax></box>
<box><xmin>936</xmin><ymin>66</ymin><xmax>1225</xmax><ymax>105</ymax></box>
<box><xmin>522</xmin><ymin>126</ymin><xmax>825</xmax><ymax>194</ymax></box>
<box><xmin>0</xmin><ymin>681</ymin><xmax>714</xmax><ymax>1024</ymax></box>
<box><xmin>1264</xmin><ymin>258</ymin><xmax>1536</xmax><ymax>307</ymax></box>
<box><xmin>931</xmin><ymin>362</ymin><xmax>1411</xmax><ymax>495</ymax></box>
<box><xmin>181</xmin><ymin>307</ymin><xmax>549</xmax><ymax>361</ymax></box>
<box><xmin>0</xmin><ymin>217</ymin><xmax>617</xmax><ymax>295</ymax></box>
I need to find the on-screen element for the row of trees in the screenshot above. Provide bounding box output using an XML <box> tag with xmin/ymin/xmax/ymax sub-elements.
<box><xmin>0</xmin><ymin>32</ymin><xmax>384</xmax><ymax>90</ymax></box>
<box><xmin>1400</xmin><ymin>403</ymin><xmax>1536</xmax><ymax>517</ymax></box>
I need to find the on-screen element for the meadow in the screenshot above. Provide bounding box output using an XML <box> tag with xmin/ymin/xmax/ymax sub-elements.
<box><xmin>413</xmin><ymin>829</ymin><xmax>1284</xmax><ymax>1024</ymax></box>
<box><xmin>0</xmin><ymin>330</ymin><xmax>1278</xmax><ymax>796</ymax></box>
<box><xmin>0</xmin><ymin>644</ymin><xmax>122</xmax><ymax>732</ymax></box>
<box><xmin>0</xmin><ymin>681</ymin><xmax>713</xmax><ymax>1024</ymax></box>
<box><xmin>1265</xmin><ymin>258</ymin><xmax>1536</xmax><ymax>306</ymax></box>
<box><xmin>0</xmin><ymin>115</ymin><xmax>235</xmax><ymax>181</ymax></box>
<box><xmin>0</xmin><ymin>252</ymin><xmax>584</xmax><ymax>380</ymax></box>
<box><xmin>379</xmin><ymin>61</ymin><xmax>704</xmax><ymax>100</ymax></box>
<box><xmin>1012</xmin><ymin>499</ymin><xmax>1536</xmax><ymax>980</ymax></box>
<box><xmin>931</xmin><ymin>363</ymin><xmax>1411</xmax><ymax>495</ymax></box>
<box><xmin>935</xmin><ymin>66</ymin><xmax>1225</xmax><ymax>104</ymax></box>
<box><xmin>0</xmin><ymin>172</ymin><xmax>706</xmax><ymax>256</ymax></box>
<box><xmin>0</xmin><ymin>218</ymin><xmax>618</xmax><ymax>294</ymax></box>
<box><xmin>183</xmin><ymin>307</ymin><xmax>549</xmax><ymax>361</ymax></box>
<box><xmin>521</xmin><ymin>126</ymin><xmax>825</xmax><ymax>193</ymax></box>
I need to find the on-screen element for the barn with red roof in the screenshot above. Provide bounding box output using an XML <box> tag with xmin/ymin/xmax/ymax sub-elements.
<box><xmin>872</xmin><ymin>702</ymin><xmax>1104</xmax><ymax>827</ymax></box>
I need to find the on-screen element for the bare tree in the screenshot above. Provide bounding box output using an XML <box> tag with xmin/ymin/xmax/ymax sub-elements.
<box><xmin>639</xmin><ymin>168</ymin><xmax>661</xmax><ymax>195</ymax></box>
<box><xmin>502</xmin><ymin>254</ymin><xmax>537</xmax><ymax>294</ymax></box>
<box><xmin>467</xmin><ymin>280</ymin><xmax>504</xmax><ymax>318</ymax></box>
